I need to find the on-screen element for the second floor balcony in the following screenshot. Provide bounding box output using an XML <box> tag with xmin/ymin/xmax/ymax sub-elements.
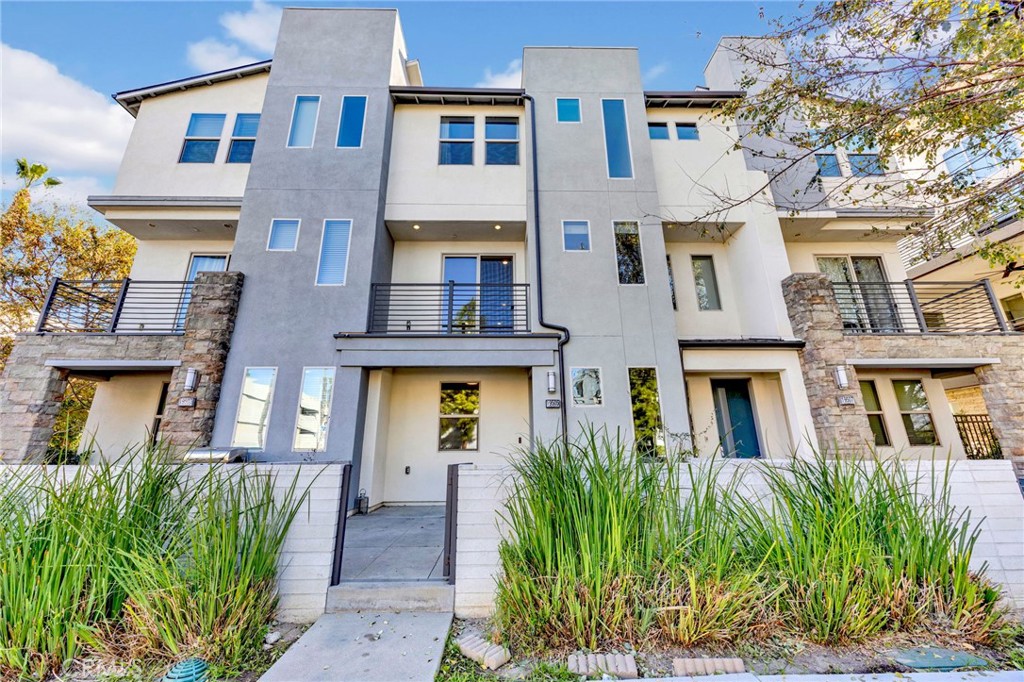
<box><xmin>368</xmin><ymin>283</ymin><xmax>530</xmax><ymax>335</ymax></box>
<box><xmin>36</xmin><ymin>278</ymin><xmax>198</xmax><ymax>335</ymax></box>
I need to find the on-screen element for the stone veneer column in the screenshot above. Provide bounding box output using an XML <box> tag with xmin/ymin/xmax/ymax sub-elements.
<box><xmin>974</xmin><ymin>348</ymin><xmax>1024</xmax><ymax>458</ymax></box>
<box><xmin>159</xmin><ymin>271</ymin><xmax>244</xmax><ymax>448</ymax></box>
<box><xmin>0</xmin><ymin>341</ymin><xmax>69</xmax><ymax>462</ymax></box>
<box><xmin>782</xmin><ymin>273</ymin><xmax>874</xmax><ymax>456</ymax></box>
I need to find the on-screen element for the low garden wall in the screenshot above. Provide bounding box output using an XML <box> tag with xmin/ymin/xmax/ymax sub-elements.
<box><xmin>453</xmin><ymin>459</ymin><xmax>1024</xmax><ymax>618</ymax></box>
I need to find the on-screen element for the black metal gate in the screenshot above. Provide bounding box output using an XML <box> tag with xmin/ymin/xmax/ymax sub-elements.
<box><xmin>442</xmin><ymin>463</ymin><xmax>465</xmax><ymax>585</ymax></box>
<box><xmin>954</xmin><ymin>415</ymin><xmax>1002</xmax><ymax>460</ymax></box>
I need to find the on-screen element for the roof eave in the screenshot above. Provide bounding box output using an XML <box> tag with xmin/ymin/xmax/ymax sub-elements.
<box><xmin>113</xmin><ymin>60</ymin><xmax>273</xmax><ymax>117</ymax></box>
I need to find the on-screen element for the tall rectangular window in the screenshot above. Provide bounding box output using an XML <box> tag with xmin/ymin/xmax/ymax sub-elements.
<box><xmin>336</xmin><ymin>96</ymin><xmax>367</xmax><ymax>148</ymax></box>
<box><xmin>179</xmin><ymin>113</ymin><xmax>225</xmax><ymax>163</ymax></box>
<box><xmin>691</xmin><ymin>255</ymin><xmax>721</xmax><ymax>310</ymax></box>
<box><xmin>316</xmin><ymin>219</ymin><xmax>352</xmax><ymax>285</ymax></box>
<box><xmin>293</xmin><ymin>367</ymin><xmax>335</xmax><ymax>451</ymax></box>
<box><xmin>648</xmin><ymin>122</ymin><xmax>670</xmax><ymax>140</ymax></box>
<box><xmin>485</xmin><ymin>117</ymin><xmax>518</xmax><ymax>165</ymax></box>
<box><xmin>232</xmin><ymin>367</ymin><xmax>277</xmax><ymax>449</ymax></box>
<box><xmin>562</xmin><ymin>220</ymin><xmax>590</xmax><ymax>252</ymax></box>
<box><xmin>614</xmin><ymin>221</ymin><xmax>644</xmax><ymax>284</ymax></box>
<box><xmin>439</xmin><ymin>382</ymin><xmax>479</xmax><ymax>451</ymax></box>
<box><xmin>267</xmin><ymin>219</ymin><xmax>300</xmax><ymax>251</ymax></box>
<box><xmin>893</xmin><ymin>380</ymin><xmax>938</xmax><ymax>445</ymax></box>
<box><xmin>666</xmin><ymin>255</ymin><xmax>677</xmax><ymax>310</ymax></box>
<box><xmin>439</xmin><ymin>116</ymin><xmax>474</xmax><ymax>164</ymax></box>
<box><xmin>675</xmin><ymin>123</ymin><xmax>699</xmax><ymax>140</ymax></box>
<box><xmin>859</xmin><ymin>380</ymin><xmax>890</xmax><ymax>447</ymax></box>
<box><xmin>601</xmin><ymin>99</ymin><xmax>633</xmax><ymax>178</ymax></box>
<box><xmin>227</xmin><ymin>113</ymin><xmax>260</xmax><ymax>163</ymax></box>
<box><xmin>628</xmin><ymin>367</ymin><xmax>664</xmax><ymax>457</ymax></box>
<box><xmin>556</xmin><ymin>98</ymin><xmax>581</xmax><ymax>123</ymax></box>
<box><xmin>287</xmin><ymin>95</ymin><xmax>319</xmax><ymax>148</ymax></box>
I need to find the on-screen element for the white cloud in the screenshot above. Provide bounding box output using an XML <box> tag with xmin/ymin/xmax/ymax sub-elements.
<box><xmin>643</xmin><ymin>61</ymin><xmax>670</xmax><ymax>84</ymax></box>
<box><xmin>31</xmin><ymin>175</ymin><xmax>112</xmax><ymax>206</ymax></box>
<box><xmin>476</xmin><ymin>59</ymin><xmax>522</xmax><ymax>89</ymax></box>
<box><xmin>186</xmin><ymin>1</ymin><xmax>281</xmax><ymax>73</ymax></box>
<box><xmin>0</xmin><ymin>44</ymin><xmax>133</xmax><ymax>176</ymax></box>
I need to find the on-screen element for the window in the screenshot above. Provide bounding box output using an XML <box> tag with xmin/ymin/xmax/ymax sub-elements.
<box><xmin>666</xmin><ymin>255</ymin><xmax>677</xmax><ymax>310</ymax></box>
<box><xmin>293</xmin><ymin>367</ymin><xmax>335</xmax><ymax>451</ymax></box>
<box><xmin>179</xmin><ymin>113</ymin><xmax>225</xmax><ymax>163</ymax></box>
<box><xmin>943</xmin><ymin>144</ymin><xmax>995</xmax><ymax>185</ymax></box>
<box><xmin>562</xmin><ymin>220</ymin><xmax>590</xmax><ymax>252</ymax></box>
<box><xmin>849</xmin><ymin>153</ymin><xmax>884</xmax><ymax>176</ymax></box>
<box><xmin>691</xmin><ymin>255</ymin><xmax>721</xmax><ymax>310</ymax></box>
<box><xmin>601</xmin><ymin>99</ymin><xmax>633</xmax><ymax>178</ymax></box>
<box><xmin>227</xmin><ymin>113</ymin><xmax>260</xmax><ymax>163</ymax></box>
<box><xmin>232</xmin><ymin>367</ymin><xmax>277</xmax><ymax>449</ymax></box>
<box><xmin>267</xmin><ymin>219</ymin><xmax>300</xmax><ymax>251</ymax></box>
<box><xmin>859</xmin><ymin>380</ymin><xmax>890</xmax><ymax>447</ymax></box>
<box><xmin>628</xmin><ymin>368</ymin><xmax>664</xmax><ymax>457</ymax></box>
<box><xmin>614</xmin><ymin>221</ymin><xmax>644</xmax><ymax>284</ymax></box>
<box><xmin>287</xmin><ymin>95</ymin><xmax>319</xmax><ymax>148</ymax></box>
<box><xmin>556</xmin><ymin>98</ymin><xmax>581</xmax><ymax>123</ymax></box>
<box><xmin>439</xmin><ymin>382</ymin><xmax>479</xmax><ymax>450</ymax></box>
<box><xmin>570</xmin><ymin>368</ymin><xmax>603</xmax><ymax>406</ymax></box>
<box><xmin>316</xmin><ymin>219</ymin><xmax>352</xmax><ymax>285</ymax></box>
<box><xmin>151</xmin><ymin>382</ymin><xmax>170</xmax><ymax>446</ymax></box>
<box><xmin>676</xmin><ymin>123</ymin><xmax>699</xmax><ymax>140</ymax></box>
<box><xmin>336</xmin><ymin>96</ymin><xmax>367</xmax><ymax>148</ymax></box>
<box><xmin>648</xmin><ymin>122</ymin><xmax>670</xmax><ymax>140</ymax></box>
<box><xmin>439</xmin><ymin>116</ymin><xmax>474</xmax><ymax>164</ymax></box>
<box><xmin>485</xmin><ymin>117</ymin><xmax>518</xmax><ymax>165</ymax></box>
<box><xmin>893</xmin><ymin>380</ymin><xmax>938</xmax><ymax>446</ymax></box>
<box><xmin>815</xmin><ymin>153</ymin><xmax>842</xmax><ymax>177</ymax></box>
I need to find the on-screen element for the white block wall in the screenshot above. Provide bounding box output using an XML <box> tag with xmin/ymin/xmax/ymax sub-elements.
<box><xmin>453</xmin><ymin>460</ymin><xmax>1024</xmax><ymax>617</ymax></box>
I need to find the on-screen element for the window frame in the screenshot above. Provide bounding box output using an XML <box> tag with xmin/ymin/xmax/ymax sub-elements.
<box><xmin>484</xmin><ymin>116</ymin><xmax>520</xmax><ymax>165</ymax></box>
<box><xmin>859</xmin><ymin>379</ymin><xmax>891</xmax><ymax>447</ymax></box>
<box><xmin>226</xmin><ymin>113</ymin><xmax>260</xmax><ymax>163</ymax></box>
<box><xmin>613</xmin><ymin>221</ymin><xmax>645</xmax><ymax>286</ymax></box>
<box><xmin>286</xmin><ymin>94</ymin><xmax>321</xmax><ymax>149</ymax></box>
<box><xmin>569</xmin><ymin>367</ymin><xmax>604</xmax><ymax>407</ymax></box>
<box><xmin>336</xmin><ymin>95</ymin><xmax>368</xmax><ymax>149</ymax></box>
<box><xmin>600</xmin><ymin>98</ymin><xmax>634</xmax><ymax>180</ymax></box>
<box><xmin>179</xmin><ymin>113</ymin><xmax>226</xmax><ymax>164</ymax></box>
<box><xmin>556</xmin><ymin>97</ymin><xmax>582</xmax><ymax>123</ymax></box>
<box><xmin>561</xmin><ymin>219</ymin><xmax>591</xmax><ymax>253</ymax></box>
<box><xmin>675</xmin><ymin>122</ymin><xmax>699</xmax><ymax>141</ymax></box>
<box><xmin>627</xmin><ymin>366</ymin><xmax>665</xmax><ymax>457</ymax></box>
<box><xmin>291</xmin><ymin>366</ymin><xmax>336</xmax><ymax>452</ymax></box>
<box><xmin>266</xmin><ymin>218</ymin><xmax>302</xmax><ymax>252</ymax></box>
<box><xmin>438</xmin><ymin>115</ymin><xmax>475</xmax><ymax>165</ymax></box>
<box><xmin>892</xmin><ymin>379</ymin><xmax>940</xmax><ymax>446</ymax></box>
<box><xmin>315</xmin><ymin>218</ymin><xmax>354</xmax><ymax>286</ymax></box>
<box><xmin>690</xmin><ymin>254</ymin><xmax>722</xmax><ymax>311</ymax></box>
<box><xmin>230</xmin><ymin>366</ymin><xmax>278</xmax><ymax>450</ymax></box>
<box><xmin>648</xmin><ymin>122</ymin><xmax>670</xmax><ymax>140</ymax></box>
<box><xmin>438</xmin><ymin>380</ymin><xmax>481</xmax><ymax>452</ymax></box>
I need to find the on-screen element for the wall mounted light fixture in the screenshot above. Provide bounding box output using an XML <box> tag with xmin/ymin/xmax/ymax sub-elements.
<box><xmin>546</xmin><ymin>370</ymin><xmax>557</xmax><ymax>394</ymax></box>
<box><xmin>833</xmin><ymin>365</ymin><xmax>849</xmax><ymax>390</ymax></box>
<box><xmin>184</xmin><ymin>368</ymin><xmax>200</xmax><ymax>392</ymax></box>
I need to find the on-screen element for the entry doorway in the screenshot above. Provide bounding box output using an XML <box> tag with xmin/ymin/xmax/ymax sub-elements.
<box><xmin>711</xmin><ymin>379</ymin><xmax>762</xmax><ymax>458</ymax></box>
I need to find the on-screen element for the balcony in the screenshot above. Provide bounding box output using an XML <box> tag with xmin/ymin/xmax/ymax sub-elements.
<box><xmin>368</xmin><ymin>283</ymin><xmax>530</xmax><ymax>335</ymax></box>
<box><xmin>831</xmin><ymin>280</ymin><xmax>1011</xmax><ymax>334</ymax></box>
<box><xmin>36</xmin><ymin>278</ymin><xmax>195</xmax><ymax>334</ymax></box>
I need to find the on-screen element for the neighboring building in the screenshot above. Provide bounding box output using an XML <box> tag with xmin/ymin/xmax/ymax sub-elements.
<box><xmin>2</xmin><ymin>8</ymin><xmax>1022</xmax><ymax>507</ymax></box>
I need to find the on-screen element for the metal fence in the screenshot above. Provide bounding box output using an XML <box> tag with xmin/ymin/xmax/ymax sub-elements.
<box><xmin>832</xmin><ymin>280</ymin><xmax>1009</xmax><ymax>334</ymax></box>
<box><xmin>368</xmin><ymin>283</ymin><xmax>530</xmax><ymax>334</ymax></box>
<box><xmin>954</xmin><ymin>414</ymin><xmax>1003</xmax><ymax>460</ymax></box>
<box><xmin>36</xmin><ymin>278</ymin><xmax>194</xmax><ymax>334</ymax></box>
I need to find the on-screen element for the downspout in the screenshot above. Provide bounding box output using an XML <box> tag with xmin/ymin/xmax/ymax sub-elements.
<box><xmin>522</xmin><ymin>93</ymin><xmax>570</xmax><ymax>439</ymax></box>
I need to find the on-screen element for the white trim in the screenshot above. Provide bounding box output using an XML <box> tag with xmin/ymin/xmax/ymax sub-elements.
<box><xmin>612</xmin><ymin>220</ymin><xmax>646</xmax><ymax>286</ymax></box>
<box><xmin>286</xmin><ymin>94</ymin><xmax>321</xmax><ymax>149</ymax></box>
<box><xmin>291</xmin><ymin>366</ymin><xmax>337</xmax><ymax>452</ymax></box>
<box><xmin>336</xmin><ymin>95</ymin><xmax>368</xmax><ymax>149</ymax></box>
<box><xmin>600</xmin><ymin>98</ymin><xmax>634</xmax><ymax>180</ymax></box>
<box><xmin>266</xmin><ymin>218</ymin><xmax>302</xmax><ymax>252</ymax></box>
<box><xmin>315</xmin><ymin>218</ymin><xmax>354</xmax><ymax>286</ymax></box>
<box><xmin>569</xmin><ymin>366</ymin><xmax>604</xmax><ymax>407</ymax></box>
<box><xmin>561</xmin><ymin>219</ymin><xmax>591</xmax><ymax>253</ymax></box>
<box><xmin>555</xmin><ymin>97</ymin><xmax>582</xmax><ymax>124</ymax></box>
<box><xmin>231</xmin><ymin>366</ymin><xmax>278</xmax><ymax>451</ymax></box>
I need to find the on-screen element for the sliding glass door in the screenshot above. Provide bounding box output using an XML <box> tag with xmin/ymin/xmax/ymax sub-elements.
<box><xmin>442</xmin><ymin>255</ymin><xmax>513</xmax><ymax>333</ymax></box>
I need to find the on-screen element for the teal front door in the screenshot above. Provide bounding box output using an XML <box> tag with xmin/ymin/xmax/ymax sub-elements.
<box><xmin>711</xmin><ymin>379</ymin><xmax>762</xmax><ymax>459</ymax></box>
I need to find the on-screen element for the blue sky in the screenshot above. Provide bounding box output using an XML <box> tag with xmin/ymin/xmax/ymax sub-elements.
<box><xmin>1</xmin><ymin>1</ymin><xmax>793</xmax><ymax>207</ymax></box>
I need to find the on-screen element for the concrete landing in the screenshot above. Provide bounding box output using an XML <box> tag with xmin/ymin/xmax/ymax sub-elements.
<box><xmin>258</xmin><ymin>611</ymin><xmax>452</xmax><ymax>682</ymax></box>
<box><xmin>327</xmin><ymin>580</ymin><xmax>455</xmax><ymax>612</ymax></box>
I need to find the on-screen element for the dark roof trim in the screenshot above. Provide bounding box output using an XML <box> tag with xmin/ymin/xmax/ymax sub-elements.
<box><xmin>679</xmin><ymin>337</ymin><xmax>806</xmax><ymax>349</ymax></box>
<box><xmin>113</xmin><ymin>60</ymin><xmax>273</xmax><ymax>117</ymax></box>
<box><xmin>88</xmin><ymin>195</ymin><xmax>243</xmax><ymax>210</ymax></box>
<box><xmin>645</xmin><ymin>90</ymin><xmax>745</xmax><ymax>108</ymax></box>
<box><xmin>391</xmin><ymin>86</ymin><xmax>525</xmax><ymax>106</ymax></box>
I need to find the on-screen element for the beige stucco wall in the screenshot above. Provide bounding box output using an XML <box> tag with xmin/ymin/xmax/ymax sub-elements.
<box><xmin>129</xmin><ymin>239</ymin><xmax>234</xmax><ymax>280</ymax></box>
<box><xmin>785</xmin><ymin>239</ymin><xmax>909</xmax><ymax>280</ymax></box>
<box><xmin>81</xmin><ymin>372</ymin><xmax>170</xmax><ymax>457</ymax></box>
<box><xmin>665</xmin><ymin>241</ymin><xmax>741</xmax><ymax>338</ymax></box>
<box><xmin>390</xmin><ymin>240</ymin><xmax>527</xmax><ymax>283</ymax></box>
<box><xmin>686</xmin><ymin>372</ymin><xmax>794</xmax><ymax>459</ymax></box>
<box><xmin>113</xmin><ymin>73</ymin><xmax>269</xmax><ymax>197</ymax></box>
<box><xmin>386</xmin><ymin>104</ymin><xmax>528</xmax><ymax>223</ymax></box>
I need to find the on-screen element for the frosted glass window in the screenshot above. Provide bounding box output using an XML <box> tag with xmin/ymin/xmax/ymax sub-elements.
<box><xmin>287</xmin><ymin>96</ymin><xmax>320</xmax><ymax>148</ymax></box>
<box><xmin>293</xmin><ymin>367</ymin><xmax>335</xmax><ymax>451</ymax></box>
<box><xmin>316</xmin><ymin>219</ymin><xmax>352</xmax><ymax>285</ymax></box>
<box><xmin>267</xmin><ymin>219</ymin><xmax>300</xmax><ymax>251</ymax></box>
<box><xmin>231</xmin><ymin>367</ymin><xmax>277</xmax><ymax>449</ymax></box>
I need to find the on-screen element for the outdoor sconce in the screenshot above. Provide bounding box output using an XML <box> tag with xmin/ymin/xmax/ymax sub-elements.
<box><xmin>833</xmin><ymin>365</ymin><xmax>849</xmax><ymax>390</ymax></box>
<box><xmin>547</xmin><ymin>370</ymin><xmax>557</xmax><ymax>394</ymax></box>
<box><xmin>184</xmin><ymin>368</ymin><xmax>200</xmax><ymax>392</ymax></box>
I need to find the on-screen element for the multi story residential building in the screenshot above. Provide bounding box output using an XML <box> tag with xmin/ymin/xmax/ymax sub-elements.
<box><xmin>2</xmin><ymin>8</ymin><xmax>1022</xmax><ymax>512</ymax></box>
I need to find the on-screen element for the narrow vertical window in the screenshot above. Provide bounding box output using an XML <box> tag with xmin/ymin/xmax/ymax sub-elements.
<box><xmin>893</xmin><ymin>380</ymin><xmax>938</xmax><ymax>445</ymax></box>
<box><xmin>179</xmin><ymin>113</ymin><xmax>225</xmax><ymax>163</ymax></box>
<box><xmin>267</xmin><ymin>219</ymin><xmax>300</xmax><ymax>251</ymax></box>
<box><xmin>628</xmin><ymin>367</ymin><xmax>664</xmax><ymax>457</ymax></box>
<box><xmin>439</xmin><ymin>382</ymin><xmax>479</xmax><ymax>451</ymax></box>
<box><xmin>601</xmin><ymin>99</ymin><xmax>633</xmax><ymax>178</ymax></box>
<box><xmin>439</xmin><ymin>116</ymin><xmax>474</xmax><ymax>164</ymax></box>
<box><xmin>485</xmin><ymin>117</ymin><xmax>519</xmax><ymax>165</ymax></box>
<box><xmin>675</xmin><ymin>122</ymin><xmax>699</xmax><ymax>140</ymax></box>
<box><xmin>556</xmin><ymin>98</ymin><xmax>581</xmax><ymax>123</ymax></box>
<box><xmin>562</xmin><ymin>220</ymin><xmax>590</xmax><ymax>252</ymax></box>
<box><xmin>666</xmin><ymin>254</ymin><xmax>677</xmax><ymax>310</ymax></box>
<box><xmin>691</xmin><ymin>255</ymin><xmax>721</xmax><ymax>310</ymax></box>
<box><xmin>293</xmin><ymin>367</ymin><xmax>336</xmax><ymax>451</ymax></box>
<box><xmin>336</xmin><ymin>96</ymin><xmax>367</xmax><ymax>148</ymax></box>
<box><xmin>316</xmin><ymin>219</ymin><xmax>352</xmax><ymax>285</ymax></box>
<box><xmin>614</xmin><ymin>221</ymin><xmax>644</xmax><ymax>284</ymax></box>
<box><xmin>151</xmin><ymin>382</ymin><xmax>170</xmax><ymax>446</ymax></box>
<box><xmin>232</xmin><ymin>367</ymin><xmax>277</xmax><ymax>449</ymax></box>
<box><xmin>859</xmin><ymin>380</ymin><xmax>890</xmax><ymax>447</ymax></box>
<box><xmin>227</xmin><ymin>113</ymin><xmax>260</xmax><ymax>163</ymax></box>
<box><xmin>648</xmin><ymin>122</ymin><xmax>670</xmax><ymax>140</ymax></box>
<box><xmin>287</xmin><ymin>95</ymin><xmax>320</xmax><ymax>148</ymax></box>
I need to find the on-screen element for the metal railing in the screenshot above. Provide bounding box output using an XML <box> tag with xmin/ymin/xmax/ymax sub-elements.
<box><xmin>368</xmin><ymin>282</ymin><xmax>530</xmax><ymax>334</ymax></box>
<box><xmin>831</xmin><ymin>280</ymin><xmax>1010</xmax><ymax>334</ymax></box>
<box><xmin>35</xmin><ymin>278</ymin><xmax>195</xmax><ymax>334</ymax></box>
<box><xmin>954</xmin><ymin>414</ymin><xmax>1002</xmax><ymax>460</ymax></box>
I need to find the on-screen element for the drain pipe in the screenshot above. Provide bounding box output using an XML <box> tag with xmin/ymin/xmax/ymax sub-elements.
<box><xmin>523</xmin><ymin>92</ymin><xmax>570</xmax><ymax>440</ymax></box>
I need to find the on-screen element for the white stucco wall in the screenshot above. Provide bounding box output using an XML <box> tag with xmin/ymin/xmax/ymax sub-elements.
<box><xmin>665</xmin><ymin>241</ymin><xmax>741</xmax><ymax>338</ymax></box>
<box><xmin>81</xmin><ymin>372</ymin><xmax>170</xmax><ymax>457</ymax></box>
<box><xmin>129</xmin><ymin>239</ymin><xmax>234</xmax><ymax>280</ymax></box>
<box><xmin>390</xmin><ymin>240</ymin><xmax>528</xmax><ymax>283</ymax></box>
<box><xmin>113</xmin><ymin>73</ymin><xmax>269</xmax><ymax>197</ymax></box>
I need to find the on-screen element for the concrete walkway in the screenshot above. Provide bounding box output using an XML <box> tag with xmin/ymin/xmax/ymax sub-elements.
<box><xmin>258</xmin><ymin>611</ymin><xmax>451</xmax><ymax>681</ymax></box>
<box><xmin>646</xmin><ymin>673</ymin><xmax>1021</xmax><ymax>682</ymax></box>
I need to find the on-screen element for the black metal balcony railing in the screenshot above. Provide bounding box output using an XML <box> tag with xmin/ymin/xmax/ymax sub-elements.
<box><xmin>36</xmin><ymin>278</ymin><xmax>195</xmax><ymax>334</ymax></box>
<box><xmin>368</xmin><ymin>283</ymin><xmax>530</xmax><ymax>334</ymax></box>
<box><xmin>831</xmin><ymin>280</ymin><xmax>1010</xmax><ymax>334</ymax></box>
<box><xmin>954</xmin><ymin>414</ymin><xmax>1002</xmax><ymax>460</ymax></box>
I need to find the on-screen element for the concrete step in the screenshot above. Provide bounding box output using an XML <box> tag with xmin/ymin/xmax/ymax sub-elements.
<box><xmin>327</xmin><ymin>580</ymin><xmax>454</xmax><ymax>613</ymax></box>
